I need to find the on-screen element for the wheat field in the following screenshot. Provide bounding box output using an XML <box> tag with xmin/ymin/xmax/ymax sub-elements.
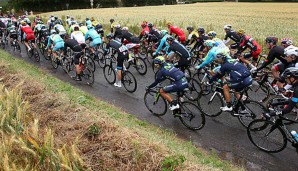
<box><xmin>42</xmin><ymin>2</ymin><xmax>298</xmax><ymax>50</ymax></box>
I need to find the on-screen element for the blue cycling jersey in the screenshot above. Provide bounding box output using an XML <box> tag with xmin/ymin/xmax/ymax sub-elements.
<box><xmin>85</xmin><ymin>28</ymin><xmax>101</xmax><ymax>41</ymax></box>
<box><xmin>155</xmin><ymin>34</ymin><xmax>170</xmax><ymax>54</ymax></box>
<box><xmin>197</xmin><ymin>46</ymin><xmax>230</xmax><ymax>69</ymax></box>
<box><xmin>47</xmin><ymin>34</ymin><xmax>64</xmax><ymax>47</ymax></box>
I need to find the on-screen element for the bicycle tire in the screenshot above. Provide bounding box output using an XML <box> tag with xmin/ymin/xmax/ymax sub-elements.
<box><xmin>87</xmin><ymin>57</ymin><xmax>96</xmax><ymax>72</ymax></box>
<box><xmin>97</xmin><ymin>51</ymin><xmax>105</xmax><ymax>68</ymax></box>
<box><xmin>33</xmin><ymin>48</ymin><xmax>40</xmax><ymax>62</ymax></box>
<box><xmin>122</xmin><ymin>70</ymin><xmax>137</xmax><ymax>93</ymax></box>
<box><xmin>198</xmin><ymin>92</ymin><xmax>223</xmax><ymax>117</ymax></box>
<box><xmin>82</xmin><ymin>68</ymin><xmax>94</xmax><ymax>86</ymax></box>
<box><xmin>246</xmin><ymin>81</ymin><xmax>270</xmax><ymax>103</ymax></box>
<box><xmin>247</xmin><ymin>119</ymin><xmax>287</xmax><ymax>153</ymax></box>
<box><xmin>178</xmin><ymin>101</ymin><xmax>205</xmax><ymax>130</ymax></box>
<box><xmin>144</xmin><ymin>90</ymin><xmax>167</xmax><ymax>116</ymax></box>
<box><xmin>103</xmin><ymin>65</ymin><xmax>116</xmax><ymax>84</ymax></box>
<box><xmin>185</xmin><ymin>78</ymin><xmax>201</xmax><ymax>101</ymax></box>
<box><xmin>51</xmin><ymin>54</ymin><xmax>58</xmax><ymax>69</ymax></box>
<box><xmin>237</xmin><ymin>100</ymin><xmax>267</xmax><ymax>128</ymax></box>
<box><xmin>135</xmin><ymin>57</ymin><xmax>147</xmax><ymax>75</ymax></box>
<box><xmin>16</xmin><ymin>42</ymin><xmax>21</xmax><ymax>53</ymax></box>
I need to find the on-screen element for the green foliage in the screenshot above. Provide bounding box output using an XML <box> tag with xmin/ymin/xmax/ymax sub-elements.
<box><xmin>161</xmin><ymin>155</ymin><xmax>186</xmax><ymax>171</ymax></box>
<box><xmin>87</xmin><ymin>123</ymin><xmax>101</xmax><ymax>137</ymax></box>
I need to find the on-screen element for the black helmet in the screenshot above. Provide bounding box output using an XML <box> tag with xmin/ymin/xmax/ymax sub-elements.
<box><xmin>197</xmin><ymin>27</ymin><xmax>205</xmax><ymax>33</ymax></box>
<box><xmin>86</xmin><ymin>17</ymin><xmax>90</xmax><ymax>21</ymax></box>
<box><xmin>96</xmin><ymin>24</ymin><xmax>102</xmax><ymax>29</ymax></box>
<box><xmin>54</xmin><ymin>16</ymin><xmax>58</xmax><ymax>20</ymax></box>
<box><xmin>186</xmin><ymin>26</ymin><xmax>194</xmax><ymax>31</ymax></box>
<box><xmin>166</xmin><ymin>36</ymin><xmax>175</xmax><ymax>42</ymax></box>
<box><xmin>106</xmin><ymin>33</ymin><xmax>114</xmax><ymax>39</ymax></box>
<box><xmin>282</xmin><ymin>67</ymin><xmax>298</xmax><ymax>78</ymax></box>
<box><xmin>148</xmin><ymin>23</ymin><xmax>153</xmax><ymax>28</ymax></box>
<box><xmin>265</xmin><ymin>36</ymin><xmax>278</xmax><ymax>45</ymax></box>
<box><xmin>110</xmin><ymin>18</ymin><xmax>114</xmax><ymax>23</ymax></box>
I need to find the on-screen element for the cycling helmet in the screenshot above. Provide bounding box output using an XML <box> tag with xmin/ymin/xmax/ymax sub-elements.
<box><xmin>110</xmin><ymin>19</ymin><xmax>114</xmax><ymax>23</ymax></box>
<box><xmin>50</xmin><ymin>29</ymin><xmax>57</xmax><ymax>35</ymax></box>
<box><xmin>106</xmin><ymin>33</ymin><xmax>114</xmax><ymax>39</ymax></box>
<box><xmin>66</xmin><ymin>15</ymin><xmax>70</xmax><ymax>19</ymax></box>
<box><xmin>281</xmin><ymin>67</ymin><xmax>298</xmax><ymax>78</ymax></box>
<box><xmin>79</xmin><ymin>22</ymin><xmax>84</xmax><ymax>27</ymax></box>
<box><xmin>54</xmin><ymin>16</ymin><xmax>58</xmax><ymax>20</ymax></box>
<box><xmin>91</xmin><ymin>17</ymin><xmax>95</xmax><ymax>21</ymax></box>
<box><xmin>166</xmin><ymin>21</ymin><xmax>172</xmax><ymax>26</ymax></box>
<box><xmin>115</xmin><ymin>24</ymin><xmax>121</xmax><ymax>28</ymax></box>
<box><xmin>197</xmin><ymin>27</ymin><xmax>205</xmax><ymax>33</ymax></box>
<box><xmin>21</xmin><ymin>20</ymin><xmax>26</xmax><ymax>26</ymax></box>
<box><xmin>96</xmin><ymin>24</ymin><xmax>102</xmax><ymax>29</ymax></box>
<box><xmin>122</xmin><ymin>27</ymin><xmax>128</xmax><ymax>31</ymax></box>
<box><xmin>160</xmin><ymin>30</ymin><xmax>168</xmax><ymax>36</ymax></box>
<box><xmin>236</xmin><ymin>29</ymin><xmax>245</xmax><ymax>35</ymax></box>
<box><xmin>284</xmin><ymin>46</ymin><xmax>298</xmax><ymax>57</ymax></box>
<box><xmin>265</xmin><ymin>36</ymin><xmax>278</xmax><ymax>45</ymax></box>
<box><xmin>166</xmin><ymin>36</ymin><xmax>175</xmax><ymax>42</ymax></box>
<box><xmin>153</xmin><ymin>56</ymin><xmax>165</xmax><ymax>65</ymax></box>
<box><xmin>148</xmin><ymin>23</ymin><xmax>153</xmax><ymax>28</ymax></box>
<box><xmin>281</xmin><ymin>38</ymin><xmax>293</xmax><ymax>46</ymax></box>
<box><xmin>186</xmin><ymin>26</ymin><xmax>194</xmax><ymax>31</ymax></box>
<box><xmin>208</xmin><ymin>31</ymin><xmax>217</xmax><ymax>38</ymax></box>
<box><xmin>214</xmin><ymin>53</ymin><xmax>227</xmax><ymax>60</ymax></box>
<box><xmin>74</xmin><ymin>26</ymin><xmax>80</xmax><ymax>31</ymax></box>
<box><xmin>51</xmin><ymin>17</ymin><xmax>55</xmax><ymax>22</ymax></box>
<box><xmin>224</xmin><ymin>24</ymin><xmax>232</xmax><ymax>30</ymax></box>
<box><xmin>86</xmin><ymin>17</ymin><xmax>90</xmax><ymax>21</ymax></box>
<box><xmin>204</xmin><ymin>40</ymin><xmax>216</xmax><ymax>47</ymax></box>
<box><xmin>141</xmin><ymin>23</ymin><xmax>147</xmax><ymax>28</ymax></box>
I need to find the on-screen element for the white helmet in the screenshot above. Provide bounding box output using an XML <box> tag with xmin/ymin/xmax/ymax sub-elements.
<box><xmin>224</xmin><ymin>24</ymin><xmax>232</xmax><ymax>30</ymax></box>
<box><xmin>284</xmin><ymin>46</ymin><xmax>298</xmax><ymax>57</ymax></box>
<box><xmin>115</xmin><ymin>24</ymin><xmax>121</xmax><ymax>28</ymax></box>
<box><xmin>122</xmin><ymin>27</ymin><xmax>128</xmax><ymax>31</ymax></box>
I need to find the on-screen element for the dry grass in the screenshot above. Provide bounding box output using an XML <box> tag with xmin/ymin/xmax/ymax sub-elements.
<box><xmin>42</xmin><ymin>2</ymin><xmax>298</xmax><ymax>47</ymax></box>
<box><xmin>0</xmin><ymin>62</ymin><xmax>228</xmax><ymax>170</ymax></box>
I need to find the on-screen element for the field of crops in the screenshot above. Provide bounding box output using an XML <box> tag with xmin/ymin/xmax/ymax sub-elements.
<box><xmin>42</xmin><ymin>2</ymin><xmax>298</xmax><ymax>51</ymax></box>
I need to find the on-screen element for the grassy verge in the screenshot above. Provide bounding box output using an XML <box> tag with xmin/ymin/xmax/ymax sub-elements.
<box><xmin>0</xmin><ymin>49</ymin><xmax>244</xmax><ymax>170</ymax></box>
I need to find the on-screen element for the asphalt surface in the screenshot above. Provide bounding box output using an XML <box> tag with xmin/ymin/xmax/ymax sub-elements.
<box><xmin>4</xmin><ymin>44</ymin><xmax>298</xmax><ymax>171</ymax></box>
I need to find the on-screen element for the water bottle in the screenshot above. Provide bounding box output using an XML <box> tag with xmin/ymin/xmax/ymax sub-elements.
<box><xmin>291</xmin><ymin>130</ymin><xmax>298</xmax><ymax>143</ymax></box>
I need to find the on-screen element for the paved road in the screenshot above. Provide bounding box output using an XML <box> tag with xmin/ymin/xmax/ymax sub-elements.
<box><xmin>4</xmin><ymin>44</ymin><xmax>298</xmax><ymax>171</ymax></box>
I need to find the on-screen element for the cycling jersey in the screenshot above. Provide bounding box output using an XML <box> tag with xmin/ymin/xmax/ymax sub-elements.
<box><xmin>168</xmin><ymin>25</ymin><xmax>186</xmax><ymax>44</ymax></box>
<box><xmin>71</xmin><ymin>31</ymin><xmax>85</xmax><ymax>44</ymax></box>
<box><xmin>186</xmin><ymin>31</ymin><xmax>199</xmax><ymax>46</ymax></box>
<box><xmin>155</xmin><ymin>34</ymin><xmax>170</xmax><ymax>54</ymax></box>
<box><xmin>166</xmin><ymin>41</ymin><xmax>190</xmax><ymax>59</ymax></box>
<box><xmin>79</xmin><ymin>26</ymin><xmax>88</xmax><ymax>35</ymax></box>
<box><xmin>113</xmin><ymin>28</ymin><xmax>123</xmax><ymax>40</ymax></box>
<box><xmin>104</xmin><ymin>39</ymin><xmax>128</xmax><ymax>70</ymax></box>
<box><xmin>91</xmin><ymin>21</ymin><xmax>99</xmax><ymax>27</ymax></box>
<box><xmin>54</xmin><ymin>24</ymin><xmax>66</xmax><ymax>35</ymax></box>
<box><xmin>121</xmin><ymin>31</ymin><xmax>140</xmax><ymax>44</ymax></box>
<box><xmin>148</xmin><ymin>62</ymin><xmax>188</xmax><ymax>93</ymax></box>
<box><xmin>64</xmin><ymin>39</ymin><xmax>83</xmax><ymax>65</ymax></box>
<box><xmin>68</xmin><ymin>24</ymin><xmax>79</xmax><ymax>35</ymax></box>
<box><xmin>257</xmin><ymin>46</ymin><xmax>285</xmax><ymax>71</ymax></box>
<box><xmin>86</xmin><ymin>20</ymin><xmax>92</xmax><ymax>26</ymax></box>
<box><xmin>34</xmin><ymin>24</ymin><xmax>46</xmax><ymax>32</ymax></box>
<box><xmin>85</xmin><ymin>28</ymin><xmax>101</xmax><ymax>47</ymax></box>
<box><xmin>139</xmin><ymin>26</ymin><xmax>150</xmax><ymax>39</ymax></box>
<box><xmin>193</xmin><ymin>34</ymin><xmax>208</xmax><ymax>51</ymax></box>
<box><xmin>237</xmin><ymin>35</ymin><xmax>261</xmax><ymax>60</ymax></box>
<box><xmin>47</xmin><ymin>34</ymin><xmax>64</xmax><ymax>51</ymax></box>
<box><xmin>20</xmin><ymin>25</ymin><xmax>34</xmax><ymax>41</ymax></box>
<box><xmin>196</xmin><ymin>46</ymin><xmax>228</xmax><ymax>69</ymax></box>
<box><xmin>224</xmin><ymin>30</ymin><xmax>240</xmax><ymax>43</ymax></box>
<box><xmin>148</xmin><ymin>28</ymin><xmax>162</xmax><ymax>43</ymax></box>
<box><xmin>210</xmin><ymin>58</ymin><xmax>252</xmax><ymax>91</ymax></box>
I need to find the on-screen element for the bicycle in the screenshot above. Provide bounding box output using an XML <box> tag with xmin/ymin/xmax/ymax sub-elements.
<box><xmin>144</xmin><ymin>86</ymin><xmax>205</xmax><ymax>130</ymax></box>
<box><xmin>198</xmin><ymin>82</ymin><xmax>268</xmax><ymax>128</ymax></box>
<box><xmin>25</xmin><ymin>40</ymin><xmax>40</xmax><ymax>62</ymax></box>
<box><xmin>11</xmin><ymin>37</ymin><xmax>21</xmax><ymax>53</ymax></box>
<box><xmin>125</xmin><ymin>52</ymin><xmax>147</xmax><ymax>75</ymax></box>
<box><xmin>103</xmin><ymin>53</ymin><xmax>137</xmax><ymax>93</ymax></box>
<box><xmin>68</xmin><ymin>51</ymin><xmax>95</xmax><ymax>86</ymax></box>
<box><xmin>247</xmin><ymin>114</ymin><xmax>298</xmax><ymax>153</ymax></box>
<box><xmin>37</xmin><ymin>35</ymin><xmax>51</xmax><ymax>60</ymax></box>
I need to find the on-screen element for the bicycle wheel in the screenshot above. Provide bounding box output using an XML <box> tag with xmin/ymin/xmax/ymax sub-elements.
<box><xmin>51</xmin><ymin>54</ymin><xmax>58</xmax><ymax>69</ymax></box>
<box><xmin>61</xmin><ymin>57</ymin><xmax>70</xmax><ymax>73</ymax></box>
<box><xmin>144</xmin><ymin>90</ymin><xmax>167</xmax><ymax>116</ymax></box>
<box><xmin>198</xmin><ymin>92</ymin><xmax>223</xmax><ymax>117</ymax></box>
<box><xmin>178</xmin><ymin>101</ymin><xmax>205</xmax><ymax>130</ymax></box>
<box><xmin>247</xmin><ymin>119</ymin><xmax>287</xmax><ymax>153</ymax></box>
<box><xmin>81</xmin><ymin>68</ymin><xmax>94</xmax><ymax>86</ymax></box>
<box><xmin>33</xmin><ymin>49</ymin><xmax>40</xmax><ymax>62</ymax></box>
<box><xmin>103</xmin><ymin>65</ymin><xmax>116</xmax><ymax>84</ymax></box>
<box><xmin>237</xmin><ymin>100</ymin><xmax>267</xmax><ymax>128</ymax></box>
<box><xmin>246</xmin><ymin>81</ymin><xmax>270</xmax><ymax>102</ymax></box>
<box><xmin>97</xmin><ymin>51</ymin><xmax>105</xmax><ymax>68</ymax></box>
<box><xmin>16</xmin><ymin>42</ymin><xmax>21</xmax><ymax>53</ymax></box>
<box><xmin>185</xmin><ymin>78</ymin><xmax>201</xmax><ymax>101</ymax></box>
<box><xmin>135</xmin><ymin>57</ymin><xmax>147</xmax><ymax>75</ymax></box>
<box><xmin>87</xmin><ymin>57</ymin><xmax>96</xmax><ymax>72</ymax></box>
<box><xmin>122</xmin><ymin>71</ymin><xmax>137</xmax><ymax>93</ymax></box>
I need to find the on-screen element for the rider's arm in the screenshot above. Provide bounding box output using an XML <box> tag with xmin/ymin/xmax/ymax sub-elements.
<box><xmin>46</xmin><ymin>36</ymin><xmax>51</xmax><ymax>48</ymax></box>
<box><xmin>196</xmin><ymin>51</ymin><xmax>213</xmax><ymax>69</ymax></box>
<box><xmin>148</xmin><ymin>69</ymin><xmax>164</xmax><ymax>88</ymax></box>
<box><xmin>271</xmin><ymin>87</ymin><xmax>298</xmax><ymax>116</ymax></box>
<box><xmin>155</xmin><ymin>38</ymin><xmax>166</xmax><ymax>54</ymax></box>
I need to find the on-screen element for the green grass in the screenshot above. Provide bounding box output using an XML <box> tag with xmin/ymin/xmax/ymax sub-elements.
<box><xmin>0</xmin><ymin>49</ymin><xmax>244</xmax><ymax>171</ymax></box>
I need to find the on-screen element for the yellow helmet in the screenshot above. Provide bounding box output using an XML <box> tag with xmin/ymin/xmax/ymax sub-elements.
<box><xmin>166</xmin><ymin>21</ymin><xmax>172</xmax><ymax>26</ymax></box>
<box><xmin>21</xmin><ymin>20</ymin><xmax>26</xmax><ymax>26</ymax></box>
<box><xmin>91</xmin><ymin>17</ymin><xmax>95</xmax><ymax>21</ymax></box>
<box><xmin>236</xmin><ymin>29</ymin><xmax>245</xmax><ymax>35</ymax></box>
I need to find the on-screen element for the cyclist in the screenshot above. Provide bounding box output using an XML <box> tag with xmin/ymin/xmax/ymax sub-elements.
<box><xmin>148</xmin><ymin>23</ymin><xmax>162</xmax><ymax>44</ymax></box>
<box><xmin>139</xmin><ymin>22</ymin><xmax>149</xmax><ymax>40</ymax></box>
<box><xmin>33</xmin><ymin>20</ymin><xmax>47</xmax><ymax>41</ymax></box>
<box><xmin>110</xmin><ymin>18</ymin><xmax>119</xmax><ymax>33</ymax></box>
<box><xmin>153</xmin><ymin>30</ymin><xmax>171</xmax><ymax>56</ymax></box>
<box><xmin>46</xmin><ymin>29</ymin><xmax>64</xmax><ymax>60</ymax></box>
<box><xmin>166</xmin><ymin>22</ymin><xmax>186</xmax><ymax>44</ymax></box>
<box><xmin>0</xmin><ymin>19</ymin><xmax>6</xmax><ymax>41</ymax></box>
<box><xmin>85</xmin><ymin>25</ymin><xmax>102</xmax><ymax>57</ymax></box>
<box><xmin>54</xmin><ymin>16</ymin><xmax>63</xmax><ymax>25</ymax></box>
<box><xmin>85</xmin><ymin>17</ymin><xmax>92</xmax><ymax>26</ymax></box>
<box><xmin>223</xmin><ymin>25</ymin><xmax>240</xmax><ymax>49</ymax></box>
<box><xmin>263</xmin><ymin>67</ymin><xmax>298</xmax><ymax>119</ymax></box>
<box><xmin>95</xmin><ymin>24</ymin><xmax>104</xmax><ymax>41</ymax></box>
<box><xmin>146</xmin><ymin>56</ymin><xmax>188</xmax><ymax>110</ymax></box>
<box><xmin>65</xmin><ymin>15</ymin><xmax>71</xmax><ymax>26</ymax></box>
<box><xmin>113</xmin><ymin>24</ymin><xmax>123</xmax><ymax>40</ymax></box>
<box><xmin>281</xmin><ymin>38</ymin><xmax>294</xmax><ymax>49</ymax></box>
<box><xmin>79</xmin><ymin>23</ymin><xmax>88</xmax><ymax>35</ymax></box>
<box><xmin>91</xmin><ymin>17</ymin><xmax>100</xmax><ymax>27</ymax></box>
<box><xmin>165</xmin><ymin>36</ymin><xmax>190</xmax><ymax>74</ymax></box>
<box><xmin>71</xmin><ymin>25</ymin><xmax>86</xmax><ymax>48</ymax></box>
<box><xmin>185</xmin><ymin>26</ymin><xmax>198</xmax><ymax>48</ymax></box>
<box><xmin>235</xmin><ymin>29</ymin><xmax>260</xmax><ymax>70</ymax></box>
<box><xmin>207</xmin><ymin>53</ymin><xmax>252</xmax><ymax>111</ymax></box>
<box><xmin>53</xmin><ymin>21</ymin><xmax>67</xmax><ymax>39</ymax></box>
<box><xmin>192</xmin><ymin>27</ymin><xmax>208</xmax><ymax>58</ymax></box>
<box><xmin>68</xmin><ymin>21</ymin><xmax>79</xmax><ymax>35</ymax></box>
<box><xmin>103</xmin><ymin>33</ymin><xmax>129</xmax><ymax>88</ymax></box>
<box><xmin>121</xmin><ymin>27</ymin><xmax>140</xmax><ymax>59</ymax></box>
<box><xmin>19</xmin><ymin>21</ymin><xmax>36</xmax><ymax>52</ymax></box>
<box><xmin>23</xmin><ymin>15</ymin><xmax>31</xmax><ymax>27</ymax></box>
<box><xmin>6</xmin><ymin>25</ymin><xmax>17</xmax><ymax>45</ymax></box>
<box><xmin>63</xmin><ymin>37</ymin><xmax>84</xmax><ymax>81</ymax></box>
<box><xmin>207</xmin><ymin>31</ymin><xmax>227</xmax><ymax>48</ymax></box>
